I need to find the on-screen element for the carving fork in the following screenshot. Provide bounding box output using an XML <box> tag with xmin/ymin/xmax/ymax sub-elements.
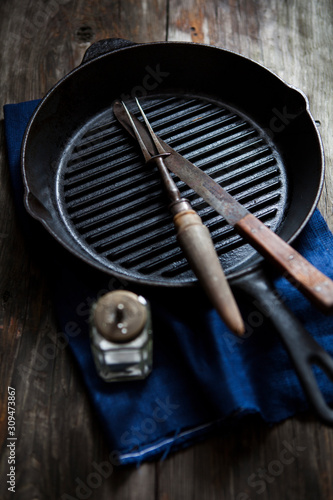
<box><xmin>116</xmin><ymin>99</ymin><xmax>245</xmax><ymax>336</ymax></box>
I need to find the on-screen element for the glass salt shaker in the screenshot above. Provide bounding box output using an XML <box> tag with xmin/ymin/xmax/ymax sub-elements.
<box><xmin>89</xmin><ymin>290</ymin><xmax>153</xmax><ymax>382</ymax></box>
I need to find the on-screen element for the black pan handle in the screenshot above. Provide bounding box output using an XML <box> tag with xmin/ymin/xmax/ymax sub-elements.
<box><xmin>232</xmin><ymin>267</ymin><xmax>333</xmax><ymax>425</ymax></box>
<box><xmin>81</xmin><ymin>38</ymin><xmax>137</xmax><ymax>64</ymax></box>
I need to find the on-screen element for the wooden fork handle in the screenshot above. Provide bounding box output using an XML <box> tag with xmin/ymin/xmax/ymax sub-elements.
<box><xmin>173</xmin><ymin>209</ymin><xmax>245</xmax><ymax>335</ymax></box>
<box><xmin>236</xmin><ymin>212</ymin><xmax>333</xmax><ymax>313</ymax></box>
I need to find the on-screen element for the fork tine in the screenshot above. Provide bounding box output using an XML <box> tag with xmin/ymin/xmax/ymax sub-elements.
<box><xmin>120</xmin><ymin>101</ymin><xmax>152</xmax><ymax>163</ymax></box>
<box><xmin>135</xmin><ymin>98</ymin><xmax>166</xmax><ymax>155</ymax></box>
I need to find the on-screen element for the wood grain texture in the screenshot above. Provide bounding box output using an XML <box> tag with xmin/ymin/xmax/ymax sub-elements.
<box><xmin>0</xmin><ymin>0</ymin><xmax>332</xmax><ymax>499</ymax></box>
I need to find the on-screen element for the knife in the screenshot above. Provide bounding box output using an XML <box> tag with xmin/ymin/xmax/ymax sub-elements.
<box><xmin>113</xmin><ymin>100</ymin><xmax>333</xmax><ymax>314</ymax></box>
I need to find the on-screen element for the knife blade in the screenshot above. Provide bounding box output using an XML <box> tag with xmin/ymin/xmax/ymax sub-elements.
<box><xmin>113</xmin><ymin>100</ymin><xmax>333</xmax><ymax>314</ymax></box>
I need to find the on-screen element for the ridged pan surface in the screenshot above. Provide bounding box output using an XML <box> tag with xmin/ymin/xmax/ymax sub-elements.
<box><xmin>57</xmin><ymin>94</ymin><xmax>287</xmax><ymax>284</ymax></box>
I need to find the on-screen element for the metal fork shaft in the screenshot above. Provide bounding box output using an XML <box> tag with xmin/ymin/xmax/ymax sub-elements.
<box><xmin>149</xmin><ymin>155</ymin><xmax>182</xmax><ymax>204</ymax></box>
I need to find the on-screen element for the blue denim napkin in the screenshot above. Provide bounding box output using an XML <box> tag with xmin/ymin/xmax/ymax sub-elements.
<box><xmin>4</xmin><ymin>100</ymin><xmax>333</xmax><ymax>464</ymax></box>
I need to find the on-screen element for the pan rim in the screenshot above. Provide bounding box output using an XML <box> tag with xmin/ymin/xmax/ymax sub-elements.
<box><xmin>21</xmin><ymin>39</ymin><xmax>325</xmax><ymax>287</ymax></box>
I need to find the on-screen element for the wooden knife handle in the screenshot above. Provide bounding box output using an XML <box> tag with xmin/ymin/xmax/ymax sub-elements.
<box><xmin>236</xmin><ymin>212</ymin><xmax>333</xmax><ymax>313</ymax></box>
<box><xmin>173</xmin><ymin>209</ymin><xmax>245</xmax><ymax>335</ymax></box>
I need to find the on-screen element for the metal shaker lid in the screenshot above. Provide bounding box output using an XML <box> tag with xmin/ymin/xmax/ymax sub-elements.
<box><xmin>93</xmin><ymin>290</ymin><xmax>148</xmax><ymax>343</ymax></box>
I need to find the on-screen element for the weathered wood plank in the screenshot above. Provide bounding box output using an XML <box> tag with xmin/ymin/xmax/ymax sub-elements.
<box><xmin>158</xmin><ymin>415</ymin><xmax>333</xmax><ymax>500</ymax></box>
<box><xmin>0</xmin><ymin>0</ymin><xmax>165</xmax><ymax>498</ymax></box>
<box><xmin>0</xmin><ymin>0</ymin><xmax>332</xmax><ymax>499</ymax></box>
<box><xmin>162</xmin><ymin>1</ymin><xmax>333</xmax><ymax>499</ymax></box>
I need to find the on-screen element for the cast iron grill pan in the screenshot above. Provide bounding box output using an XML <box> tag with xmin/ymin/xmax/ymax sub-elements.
<box><xmin>58</xmin><ymin>94</ymin><xmax>287</xmax><ymax>285</ymax></box>
<box><xmin>23</xmin><ymin>40</ymin><xmax>333</xmax><ymax>424</ymax></box>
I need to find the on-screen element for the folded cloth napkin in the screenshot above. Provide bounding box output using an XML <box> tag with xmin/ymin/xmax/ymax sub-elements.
<box><xmin>4</xmin><ymin>100</ymin><xmax>333</xmax><ymax>464</ymax></box>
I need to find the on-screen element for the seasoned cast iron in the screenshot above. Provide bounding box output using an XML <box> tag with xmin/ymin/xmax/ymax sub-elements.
<box><xmin>22</xmin><ymin>39</ymin><xmax>333</xmax><ymax>423</ymax></box>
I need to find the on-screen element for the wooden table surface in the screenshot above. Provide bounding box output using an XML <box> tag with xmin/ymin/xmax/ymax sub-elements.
<box><xmin>1</xmin><ymin>0</ymin><xmax>333</xmax><ymax>499</ymax></box>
